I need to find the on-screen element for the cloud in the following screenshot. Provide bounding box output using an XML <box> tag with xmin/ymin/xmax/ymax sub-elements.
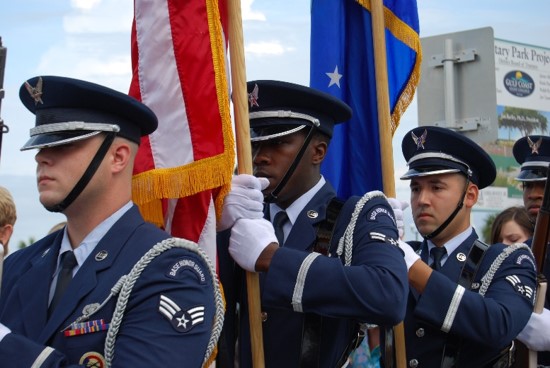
<box><xmin>242</xmin><ymin>0</ymin><xmax>266</xmax><ymax>21</ymax></box>
<box><xmin>246</xmin><ymin>41</ymin><xmax>294</xmax><ymax>56</ymax></box>
<box><xmin>71</xmin><ymin>0</ymin><xmax>102</xmax><ymax>11</ymax></box>
<box><xmin>29</xmin><ymin>0</ymin><xmax>134</xmax><ymax>92</ymax></box>
<box><xmin>65</xmin><ymin>0</ymin><xmax>133</xmax><ymax>33</ymax></box>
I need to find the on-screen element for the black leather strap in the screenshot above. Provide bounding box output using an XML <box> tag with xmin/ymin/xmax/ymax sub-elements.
<box><xmin>299</xmin><ymin>197</ymin><xmax>346</xmax><ymax>367</ymax></box>
<box><xmin>459</xmin><ymin>239</ymin><xmax>489</xmax><ymax>288</ymax></box>
<box><xmin>440</xmin><ymin>239</ymin><xmax>492</xmax><ymax>367</ymax></box>
<box><xmin>46</xmin><ymin>133</ymin><xmax>115</xmax><ymax>212</ymax></box>
<box><xmin>299</xmin><ymin>314</ymin><xmax>324</xmax><ymax>367</ymax></box>
<box><xmin>265</xmin><ymin>125</ymin><xmax>318</xmax><ymax>203</ymax></box>
<box><xmin>313</xmin><ymin>197</ymin><xmax>343</xmax><ymax>255</ymax></box>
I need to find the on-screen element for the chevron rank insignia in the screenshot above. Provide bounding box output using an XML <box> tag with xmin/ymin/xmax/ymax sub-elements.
<box><xmin>158</xmin><ymin>295</ymin><xmax>205</xmax><ymax>333</ymax></box>
<box><xmin>369</xmin><ymin>232</ymin><xmax>399</xmax><ymax>247</ymax></box>
<box><xmin>506</xmin><ymin>275</ymin><xmax>535</xmax><ymax>303</ymax></box>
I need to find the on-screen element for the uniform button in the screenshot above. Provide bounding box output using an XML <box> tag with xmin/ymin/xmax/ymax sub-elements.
<box><xmin>416</xmin><ymin>328</ymin><xmax>425</xmax><ymax>337</ymax></box>
<box><xmin>409</xmin><ymin>359</ymin><xmax>419</xmax><ymax>367</ymax></box>
<box><xmin>261</xmin><ymin>312</ymin><xmax>268</xmax><ymax>322</ymax></box>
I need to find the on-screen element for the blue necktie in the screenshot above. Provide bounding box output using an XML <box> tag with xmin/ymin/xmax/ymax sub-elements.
<box><xmin>48</xmin><ymin>251</ymin><xmax>77</xmax><ymax>316</ymax></box>
<box><xmin>430</xmin><ymin>247</ymin><xmax>446</xmax><ymax>271</ymax></box>
<box><xmin>273</xmin><ymin>211</ymin><xmax>289</xmax><ymax>246</ymax></box>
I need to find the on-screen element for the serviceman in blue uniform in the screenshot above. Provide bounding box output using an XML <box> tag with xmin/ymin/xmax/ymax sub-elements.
<box><xmin>0</xmin><ymin>76</ymin><xmax>223</xmax><ymax>367</ymax></box>
<box><xmin>217</xmin><ymin>80</ymin><xmax>408</xmax><ymax>367</ymax></box>
<box><xmin>394</xmin><ymin>126</ymin><xmax>537</xmax><ymax>367</ymax></box>
<box><xmin>513</xmin><ymin>135</ymin><xmax>550</xmax><ymax>365</ymax></box>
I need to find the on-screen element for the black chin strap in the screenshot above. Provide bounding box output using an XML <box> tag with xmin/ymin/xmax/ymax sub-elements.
<box><xmin>264</xmin><ymin>126</ymin><xmax>318</xmax><ymax>203</ymax></box>
<box><xmin>424</xmin><ymin>178</ymin><xmax>470</xmax><ymax>240</ymax></box>
<box><xmin>46</xmin><ymin>133</ymin><xmax>116</xmax><ymax>213</ymax></box>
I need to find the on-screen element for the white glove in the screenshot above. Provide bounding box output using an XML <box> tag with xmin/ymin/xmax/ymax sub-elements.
<box><xmin>387</xmin><ymin>198</ymin><xmax>409</xmax><ymax>239</ymax></box>
<box><xmin>218</xmin><ymin>174</ymin><xmax>269</xmax><ymax>231</ymax></box>
<box><xmin>0</xmin><ymin>322</ymin><xmax>11</xmax><ymax>343</ymax></box>
<box><xmin>398</xmin><ymin>240</ymin><xmax>420</xmax><ymax>271</ymax></box>
<box><xmin>229</xmin><ymin>218</ymin><xmax>278</xmax><ymax>272</ymax></box>
<box><xmin>517</xmin><ymin>308</ymin><xmax>550</xmax><ymax>351</ymax></box>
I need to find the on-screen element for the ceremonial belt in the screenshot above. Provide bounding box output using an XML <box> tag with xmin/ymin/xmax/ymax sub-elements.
<box><xmin>440</xmin><ymin>239</ymin><xmax>514</xmax><ymax>368</ymax></box>
<box><xmin>299</xmin><ymin>197</ymin><xmax>347</xmax><ymax>368</ymax></box>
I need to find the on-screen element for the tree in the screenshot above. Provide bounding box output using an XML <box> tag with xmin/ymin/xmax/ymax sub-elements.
<box><xmin>499</xmin><ymin>107</ymin><xmax>548</xmax><ymax>136</ymax></box>
<box><xmin>18</xmin><ymin>237</ymin><xmax>35</xmax><ymax>249</ymax></box>
<box><xmin>481</xmin><ymin>213</ymin><xmax>497</xmax><ymax>243</ymax></box>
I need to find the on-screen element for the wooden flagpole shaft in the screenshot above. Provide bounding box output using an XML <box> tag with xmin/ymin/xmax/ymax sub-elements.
<box><xmin>371</xmin><ymin>1</ymin><xmax>406</xmax><ymax>367</ymax></box>
<box><xmin>227</xmin><ymin>0</ymin><xmax>265</xmax><ymax>367</ymax></box>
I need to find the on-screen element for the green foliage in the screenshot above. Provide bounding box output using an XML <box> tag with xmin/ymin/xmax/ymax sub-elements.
<box><xmin>18</xmin><ymin>237</ymin><xmax>36</xmax><ymax>249</ymax></box>
<box><xmin>499</xmin><ymin>106</ymin><xmax>548</xmax><ymax>135</ymax></box>
<box><xmin>481</xmin><ymin>213</ymin><xmax>497</xmax><ymax>243</ymax></box>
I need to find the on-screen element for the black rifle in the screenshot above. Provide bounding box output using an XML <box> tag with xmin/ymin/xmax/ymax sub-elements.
<box><xmin>515</xmin><ymin>169</ymin><xmax>550</xmax><ymax>368</ymax></box>
<box><xmin>531</xmin><ymin>169</ymin><xmax>550</xmax><ymax>275</ymax></box>
<box><xmin>0</xmin><ymin>37</ymin><xmax>7</xmax><ymax>294</ymax></box>
<box><xmin>0</xmin><ymin>37</ymin><xmax>8</xmax><ymax>165</ymax></box>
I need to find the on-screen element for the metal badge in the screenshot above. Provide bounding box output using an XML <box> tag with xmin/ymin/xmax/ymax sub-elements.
<box><xmin>411</xmin><ymin>129</ymin><xmax>427</xmax><ymax>150</ymax></box>
<box><xmin>82</xmin><ymin>303</ymin><xmax>101</xmax><ymax>317</ymax></box>
<box><xmin>41</xmin><ymin>248</ymin><xmax>51</xmax><ymax>257</ymax></box>
<box><xmin>248</xmin><ymin>83</ymin><xmax>259</xmax><ymax>107</ymax></box>
<box><xmin>24</xmin><ymin>77</ymin><xmax>44</xmax><ymax>105</ymax></box>
<box><xmin>307</xmin><ymin>210</ymin><xmax>318</xmax><ymax>219</ymax></box>
<box><xmin>456</xmin><ymin>253</ymin><xmax>466</xmax><ymax>262</ymax></box>
<box><xmin>95</xmin><ymin>250</ymin><xmax>108</xmax><ymax>261</ymax></box>
<box><xmin>79</xmin><ymin>352</ymin><xmax>106</xmax><ymax>368</ymax></box>
<box><xmin>528</xmin><ymin>136</ymin><xmax>542</xmax><ymax>154</ymax></box>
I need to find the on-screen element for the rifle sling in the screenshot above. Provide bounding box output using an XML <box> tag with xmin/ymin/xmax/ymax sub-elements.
<box><xmin>440</xmin><ymin>239</ymin><xmax>515</xmax><ymax>368</ymax></box>
<box><xmin>299</xmin><ymin>197</ymin><xmax>344</xmax><ymax>368</ymax></box>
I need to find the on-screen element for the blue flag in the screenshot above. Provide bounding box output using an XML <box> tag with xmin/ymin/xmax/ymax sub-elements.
<box><xmin>311</xmin><ymin>0</ymin><xmax>421</xmax><ymax>198</ymax></box>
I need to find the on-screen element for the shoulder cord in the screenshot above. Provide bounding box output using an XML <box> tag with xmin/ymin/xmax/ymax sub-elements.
<box><xmin>332</xmin><ymin>190</ymin><xmax>388</xmax><ymax>368</ymax></box>
<box><xmin>479</xmin><ymin>243</ymin><xmax>533</xmax><ymax>297</ymax></box>
<box><xmin>336</xmin><ymin>190</ymin><xmax>386</xmax><ymax>266</ymax></box>
<box><xmin>442</xmin><ymin>243</ymin><xmax>534</xmax><ymax>368</ymax></box>
<box><xmin>104</xmin><ymin>237</ymin><xmax>225</xmax><ymax>367</ymax></box>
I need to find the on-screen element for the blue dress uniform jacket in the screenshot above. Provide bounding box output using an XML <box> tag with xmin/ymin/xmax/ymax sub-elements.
<box><xmin>0</xmin><ymin>206</ymin><xmax>216</xmax><ymax>367</ymax></box>
<box><xmin>403</xmin><ymin>230</ymin><xmax>537</xmax><ymax>367</ymax></box>
<box><xmin>218</xmin><ymin>182</ymin><xmax>408</xmax><ymax>368</ymax></box>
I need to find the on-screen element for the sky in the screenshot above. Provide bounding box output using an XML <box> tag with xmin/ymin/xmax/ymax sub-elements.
<box><xmin>0</xmin><ymin>0</ymin><xmax>549</xmax><ymax>248</ymax></box>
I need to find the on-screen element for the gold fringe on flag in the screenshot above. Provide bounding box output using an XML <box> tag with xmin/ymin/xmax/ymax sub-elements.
<box><xmin>357</xmin><ymin>0</ymin><xmax>422</xmax><ymax>134</ymax></box>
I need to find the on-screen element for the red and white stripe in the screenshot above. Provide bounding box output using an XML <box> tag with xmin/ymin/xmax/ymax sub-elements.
<box><xmin>129</xmin><ymin>0</ymin><xmax>233</xmax><ymax>264</ymax></box>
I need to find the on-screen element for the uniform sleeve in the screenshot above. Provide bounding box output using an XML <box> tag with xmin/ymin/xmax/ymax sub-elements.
<box><xmin>262</xmin><ymin>196</ymin><xmax>408</xmax><ymax>326</ymax></box>
<box><xmin>0</xmin><ymin>333</ymin><xmax>66</xmax><ymax>367</ymax></box>
<box><xmin>109</xmin><ymin>248</ymin><xmax>217</xmax><ymax>367</ymax></box>
<box><xmin>414</xmin><ymin>244</ymin><xmax>537</xmax><ymax>347</ymax></box>
<box><xmin>0</xmin><ymin>248</ymin><xmax>218</xmax><ymax>368</ymax></box>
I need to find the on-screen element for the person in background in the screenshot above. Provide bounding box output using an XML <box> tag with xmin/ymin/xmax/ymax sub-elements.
<box><xmin>217</xmin><ymin>80</ymin><xmax>408</xmax><ymax>368</ymax></box>
<box><xmin>0</xmin><ymin>75</ymin><xmax>221</xmax><ymax>367</ymax></box>
<box><xmin>490</xmin><ymin>206</ymin><xmax>533</xmax><ymax>246</ymax></box>
<box><xmin>394</xmin><ymin>126</ymin><xmax>536</xmax><ymax>367</ymax></box>
<box><xmin>0</xmin><ymin>186</ymin><xmax>16</xmax><ymax>256</ymax></box>
<box><xmin>513</xmin><ymin>135</ymin><xmax>550</xmax><ymax>364</ymax></box>
<box><xmin>47</xmin><ymin>221</ymin><xmax>67</xmax><ymax>235</ymax></box>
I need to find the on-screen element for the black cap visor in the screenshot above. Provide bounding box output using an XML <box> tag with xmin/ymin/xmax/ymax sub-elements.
<box><xmin>21</xmin><ymin>130</ymin><xmax>103</xmax><ymax>151</ymax></box>
<box><xmin>516</xmin><ymin>165</ymin><xmax>549</xmax><ymax>182</ymax></box>
<box><xmin>401</xmin><ymin>156</ymin><xmax>474</xmax><ymax>182</ymax></box>
<box><xmin>250</xmin><ymin>121</ymin><xmax>309</xmax><ymax>142</ymax></box>
<box><xmin>401</xmin><ymin>166</ymin><xmax>461</xmax><ymax>180</ymax></box>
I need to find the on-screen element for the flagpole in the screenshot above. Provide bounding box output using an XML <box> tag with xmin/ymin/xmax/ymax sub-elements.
<box><xmin>371</xmin><ymin>0</ymin><xmax>406</xmax><ymax>367</ymax></box>
<box><xmin>227</xmin><ymin>0</ymin><xmax>265</xmax><ymax>367</ymax></box>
